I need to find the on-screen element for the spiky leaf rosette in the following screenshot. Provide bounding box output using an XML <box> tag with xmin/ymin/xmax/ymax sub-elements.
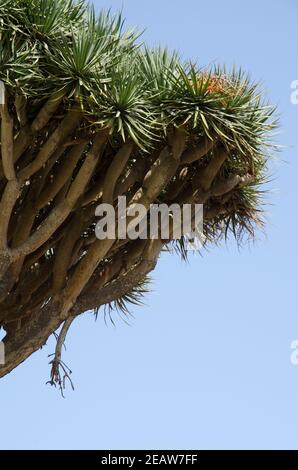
<box><xmin>0</xmin><ymin>0</ymin><xmax>277</xmax><ymax>381</ymax></box>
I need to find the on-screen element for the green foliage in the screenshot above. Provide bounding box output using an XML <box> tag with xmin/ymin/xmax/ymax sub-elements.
<box><xmin>0</xmin><ymin>0</ymin><xmax>277</xmax><ymax>148</ymax></box>
<box><xmin>0</xmin><ymin>0</ymin><xmax>278</xmax><ymax>283</ymax></box>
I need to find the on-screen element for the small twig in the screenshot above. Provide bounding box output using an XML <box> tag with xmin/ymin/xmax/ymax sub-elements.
<box><xmin>47</xmin><ymin>317</ymin><xmax>75</xmax><ymax>397</ymax></box>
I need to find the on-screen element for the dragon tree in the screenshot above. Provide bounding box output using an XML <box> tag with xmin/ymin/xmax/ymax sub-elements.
<box><xmin>0</xmin><ymin>0</ymin><xmax>277</xmax><ymax>387</ymax></box>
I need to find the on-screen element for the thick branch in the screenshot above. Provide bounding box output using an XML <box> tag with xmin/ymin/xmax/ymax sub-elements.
<box><xmin>19</xmin><ymin>106</ymin><xmax>82</xmax><ymax>182</ymax></box>
<box><xmin>102</xmin><ymin>141</ymin><xmax>134</xmax><ymax>205</ymax></box>
<box><xmin>180</xmin><ymin>136</ymin><xmax>215</xmax><ymax>164</ymax></box>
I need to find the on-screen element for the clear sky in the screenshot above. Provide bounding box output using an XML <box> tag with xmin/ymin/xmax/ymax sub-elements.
<box><xmin>1</xmin><ymin>0</ymin><xmax>297</xmax><ymax>450</ymax></box>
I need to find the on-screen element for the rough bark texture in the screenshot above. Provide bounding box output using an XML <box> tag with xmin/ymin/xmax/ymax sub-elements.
<box><xmin>0</xmin><ymin>1</ymin><xmax>277</xmax><ymax>386</ymax></box>
<box><xmin>0</xmin><ymin>84</ymin><xmax>258</xmax><ymax>378</ymax></box>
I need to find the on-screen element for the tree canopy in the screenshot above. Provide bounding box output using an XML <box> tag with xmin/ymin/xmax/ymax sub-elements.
<box><xmin>0</xmin><ymin>0</ymin><xmax>277</xmax><ymax>390</ymax></box>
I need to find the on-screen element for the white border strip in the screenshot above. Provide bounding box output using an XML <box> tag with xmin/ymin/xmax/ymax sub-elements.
<box><xmin>0</xmin><ymin>341</ymin><xmax>5</xmax><ymax>365</ymax></box>
<box><xmin>0</xmin><ymin>80</ymin><xmax>5</xmax><ymax>105</ymax></box>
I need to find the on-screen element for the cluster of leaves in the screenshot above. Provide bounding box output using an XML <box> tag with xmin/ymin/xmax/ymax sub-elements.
<box><xmin>102</xmin><ymin>275</ymin><xmax>151</xmax><ymax>326</ymax></box>
<box><xmin>0</xmin><ymin>1</ymin><xmax>281</xmax><ymax>377</ymax></box>
<box><xmin>0</xmin><ymin>1</ymin><xmax>276</xmax><ymax>145</ymax></box>
<box><xmin>0</xmin><ymin>0</ymin><xmax>278</xmax><ymax>253</ymax></box>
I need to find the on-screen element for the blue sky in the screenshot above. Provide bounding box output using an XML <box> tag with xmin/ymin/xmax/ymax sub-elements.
<box><xmin>1</xmin><ymin>0</ymin><xmax>298</xmax><ymax>450</ymax></box>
